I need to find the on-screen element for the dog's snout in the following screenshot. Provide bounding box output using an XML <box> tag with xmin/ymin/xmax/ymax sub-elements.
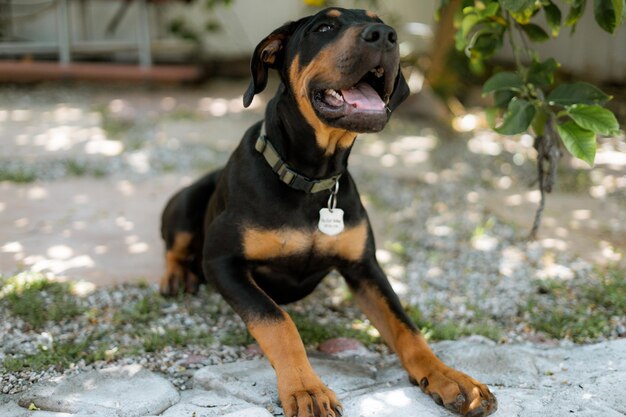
<box><xmin>361</xmin><ymin>24</ymin><xmax>397</xmax><ymax>50</ymax></box>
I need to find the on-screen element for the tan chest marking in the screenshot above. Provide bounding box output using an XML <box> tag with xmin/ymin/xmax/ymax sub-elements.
<box><xmin>243</xmin><ymin>221</ymin><xmax>367</xmax><ymax>262</ymax></box>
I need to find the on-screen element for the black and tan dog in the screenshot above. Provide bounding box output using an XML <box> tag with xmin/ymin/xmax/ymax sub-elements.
<box><xmin>160</xmin><ymin>7</ymin><xmax>497</xmax><ymax>417</ymax></box>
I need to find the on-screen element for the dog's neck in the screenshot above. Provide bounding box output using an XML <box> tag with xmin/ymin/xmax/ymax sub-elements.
<box><xmin>263</xmin><ymin>84</ymin><xmax>354</xmax><ymax>181</ymax></box>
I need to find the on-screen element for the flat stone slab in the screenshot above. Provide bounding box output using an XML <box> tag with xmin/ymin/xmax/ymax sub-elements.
<box><xmin>193</xmin><ymin>356</ymin><xmax>382</xmax><ymax>407</ymax></box>
<box><xmin>3</xmin><ymin>340</ymin><xmax>625</xmax><ymax>417</ymax></box>
<box><xmin>157</xmin><ymin>389</ymin><xmax>270</xmax><ymax>417</ymax></box>
<box><xmin>433</xmin><ymin>338</ymin><xmax>542</xmax><ymax>388</ymax></box>
<box><xmin>341</xmin><ymin>386</ymin><xmax>443</xmax><ymax>417</ymax></box>
<box><xmin>192</xmin><ymin>339</ymin><xmax>626</xmax><ymax>417</ymax></box>
<box><xmin>17</xmin><ymin>365</ymin><xmax>179</xmax><ymax>417</ymax></box>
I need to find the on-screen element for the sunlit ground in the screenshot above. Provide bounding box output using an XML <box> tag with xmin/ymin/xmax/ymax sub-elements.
<box><xmin>0</xmin><ymin>78</ymin><xmax>624</xmax><ymax>299</ymax></box>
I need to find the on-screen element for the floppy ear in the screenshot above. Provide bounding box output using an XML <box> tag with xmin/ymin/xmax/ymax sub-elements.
<box><xmin>387</xmin><ymin>68</ymin><xmax>410</xmax><ymax>113</ymax></box>
<box><xmin>243</xmin><ymin>20</ymin><xmax>301</xmax><ymax>108</ymax></box>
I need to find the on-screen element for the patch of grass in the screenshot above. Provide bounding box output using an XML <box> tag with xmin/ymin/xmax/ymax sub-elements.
<box><xmin>96</xmin><ymin>106</ymin><xmax>135</xmax><ymax>139</ymax></box>
<box><xmin>142</xmin><ymin>328</ymin><xmax>214</xmax><ymax>352</ymax></box>
<box><xmin>3</xmin><ymin>334</ymin><xmax>108</xmax><ymax>372</ymax></box>
<box><xmin>292</xmin><ymin>313</ymin><xmax>379</xmax><ymax>346</ymax></box>
<box><xmin>1</xmin><ymin>272</ymin><xmax>84</xmax><ymax>329</ymax></box>
<box><xmin>405</xmin><ymin>306</ymin><xmax>502</xmax><ymax>342</ymax></box>
<box><xmin>0</xmin><ymin>165</ymin><xmax>37</xmax><ymax>183</ymax></box>
<box><xmin>557</xmin><ymin>165</ymin><xmax>593</xmax><ymax>192</ymax></box>
<box><xmin>524</xmin><ymin>267</ymin><xmax>626</xmax><ymax>342</ymax></box>
<box><xmin>113</xmin><ymin>292</ymin><xmax>165</xmax><ymax>325</ymax></box>
<box><xmin>62</xmin><ymin>159</ymin><xmax>109</xmax><ymax>179</ymax></box>
<box><xmin>166</xmin><ymin>107</ymin><xmax>199</xmax><ymax>121</ymax></box>
<box><xmin>471</xmin><ymin>216</ymin><xmax>496</xmax><ymax>239</ymax></box>
<box><xmin>220</xmin><ymin>313</ymin><xmax>380</xmax><ymax>348</ymax></box>
<box><xmin>220</xmin><ymin>327</ymin><xmax>254</xmax><ymax>347</ymax></box>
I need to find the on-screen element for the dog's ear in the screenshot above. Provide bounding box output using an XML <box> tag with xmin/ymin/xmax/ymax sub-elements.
<box><xmin>243</xmin><ymin>20</ymin><xmax>302</xmax><ymax>108</ymax></box>
<box><xmin>387</xmin><ymin>68</ymin><xmax>410</xmax><ymax>113</ymax></box>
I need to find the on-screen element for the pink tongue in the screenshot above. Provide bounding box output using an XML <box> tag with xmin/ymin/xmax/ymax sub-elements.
<box><xmin>341</xmin><ymin>82</ymin><xmax>385</xmax><ymax>111</ymax></box>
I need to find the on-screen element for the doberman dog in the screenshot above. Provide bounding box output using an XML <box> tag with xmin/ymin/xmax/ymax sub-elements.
<box><xmin>160</xmin><ymin>7</ymin><xmax>497</xmax><ymax>417</ymax></box>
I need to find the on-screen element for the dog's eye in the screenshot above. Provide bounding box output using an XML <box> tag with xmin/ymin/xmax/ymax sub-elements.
<box><xmin>315</xmin><ymin>23</ymin><xmax>334</xmax><ymax>33</ymax></box>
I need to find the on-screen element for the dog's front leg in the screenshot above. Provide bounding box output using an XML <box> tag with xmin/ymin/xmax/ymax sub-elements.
<box><xmin>205</xmin><ymin>256</ymin><xmax>342</xmax><ymax>417</ymax></box>
<box><xmin>340</xmin><ymin>259</ymin><xmax>497</xmax><ymax>417</ymax></box>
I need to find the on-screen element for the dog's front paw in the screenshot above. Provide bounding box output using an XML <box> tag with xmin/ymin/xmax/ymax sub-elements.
<box><xmin>410</xmin><ymin>366</ymin><xmax>497</xmax><ymax>417</ymax></box>
<box><xmin>279</xmin><ymin>382</ymin><xmax>342</xmax><ymax>417</ymax></box>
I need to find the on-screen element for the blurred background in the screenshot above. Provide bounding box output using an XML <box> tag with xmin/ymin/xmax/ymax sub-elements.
<box><xmin>1</xmin><ymin>0</ymin><xmax>625</xmax><ymax>82</ymax></box>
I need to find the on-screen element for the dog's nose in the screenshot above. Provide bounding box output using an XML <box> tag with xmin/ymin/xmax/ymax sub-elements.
<box><xmin>361</xmin><ymin>24</ymin><xmax>397</xmax><ymax>50</ymax></box>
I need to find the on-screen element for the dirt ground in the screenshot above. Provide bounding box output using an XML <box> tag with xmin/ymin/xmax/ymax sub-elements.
<box><xmin>0</xmin><ymin>79</ymin><xmax>625</xmax><ymax>286</ymax></box>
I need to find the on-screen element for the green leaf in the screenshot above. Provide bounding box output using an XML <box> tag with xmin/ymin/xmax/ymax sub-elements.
<box><xmin>566</xmin><ymin>0</ymin><xmax>587</xmax><ymax>29</ymax></box>
<box><xmin>613</xmin><ymin>0</ymin><xmax>625</xmax><ymax>25</ymax></box>
<box><xmin>485</xmin><ymin>107</ymin><xmax>500</xmax><ymax>129</ymax></box>
<box><xmin>461</xmin><ymin>14</ymin><xmax>481</xmax><ymax>38</ymax></box>
<box><xmin>483</xmin><ymin>71</ymin><xmax>525</xmax><ymax>94</ymax></box>
<box><xmin>594</xmin><ymin>0</ymin><xmax>619</xmax><ymax>33</ymax></box>
<box><xmin>521</xmin><ymin>23</ymin><xmax>551</xmax><ymax>41</ymax></box>
<box><xmin>510</xmin><ymin>8</ymin><xmax>536</xmax><ymax>24</ymax></box>
<box><xmin>494</xmin><ymin>90</ymin><xmax>516</xmax><ymax>107</ymax></box>
<box><xmin>566</xmin><ymin>104</ymin><xmax>620</xmax><ymax>135</ymax></box>
<box><xmin>527</xmin><ymin>58</ymin><xmax>559</xmax><ymax>87</ymax></box>
<box><xmin>556</xmin><ymin>121</ymin><xmax>597</xmax><ymax>166</ymax></box>
<box><xmin>547</xmin><ymin>82</ymin><xmax>611</xmax><ymax>106</ymax></box>
<box><xmin>480</xmin><ymin>2</ymin><xmax>501</xmax><ymax>18</ymax></box>
<box><xmin>495</xmin><ymin>98</ymin><xmax>536</xmax><ymax>135</ymax></box>
<box><xmin>544</xmin><ymin>1</ymin><xmax>563</xmax><ymax>35</ymax></box>
<box><xmin>531</xmin><ymin>108</ymin><xmax>549</xmax><ymax>136</ymax></box>
<box><xmin>468</xmin><ymin>28</ymin><xmax>504</xmax><ymax>59</ymax></box>
<box><xmin>500</xmin><ymin>0</ymin><xmax>536</xmax><ymax>12</ymax></box>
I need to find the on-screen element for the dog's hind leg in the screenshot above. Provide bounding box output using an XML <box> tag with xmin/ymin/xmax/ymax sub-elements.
<box><xmin>160</xmin><ymin>169</ymin><xmax>222</xmax><ymax>295</ymax></box>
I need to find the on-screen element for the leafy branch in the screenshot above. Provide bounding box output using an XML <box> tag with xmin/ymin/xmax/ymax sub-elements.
<box><xmin>450</xmin><ymin>0</ymin><xmax>622</xmax><ymax>238</ymax></box>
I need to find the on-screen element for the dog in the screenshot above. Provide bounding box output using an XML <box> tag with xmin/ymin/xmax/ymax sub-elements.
<box><xmin>160</xmin><ymin>7</ymin><xmax>497</xmax><ymax>417</ymax></box>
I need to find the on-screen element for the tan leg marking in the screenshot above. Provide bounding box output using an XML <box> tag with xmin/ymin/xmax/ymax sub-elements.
<box><xmin>353</xmin><ymin>285</ymin><xmax>497</xmax><ymax>416</ymax></box>
<box><xmin>160</xmin><ymin>232</ymin><xmax>197</xmax><ymax>295</ymax></box>
<box><xmin>248</xmin><ymin>311</ymin><xmax>341</xmax><ymax>417</ymax></box>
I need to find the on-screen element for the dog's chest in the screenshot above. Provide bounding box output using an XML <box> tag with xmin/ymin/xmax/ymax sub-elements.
<box><xmin>242</xmin><ymin>221</ymin><xmax>367</xmax><ymax>262</ymax></box>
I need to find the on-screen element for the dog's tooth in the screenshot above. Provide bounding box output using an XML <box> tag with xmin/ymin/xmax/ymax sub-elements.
<box><xmin>330</xmin><ymin>89</ymin><xmax>342</xmax><ymax>101</ymax></box>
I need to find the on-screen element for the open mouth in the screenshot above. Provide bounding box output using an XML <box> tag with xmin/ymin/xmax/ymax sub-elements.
<box><xmin>311</xmin><ymin>65</ymin><xmax>394</xmax><ymax>132</ymax></box>
<box><xmin>315</xmin><ymin>66</ymin><xmax>387</xmax><ymax>112</ymax></box>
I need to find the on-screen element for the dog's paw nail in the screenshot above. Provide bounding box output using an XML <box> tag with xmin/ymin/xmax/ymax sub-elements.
<box><xmin>430</xmin><ymin>392</ymin><xmax>443</xmax><ymax>406</ymax></box>
<box><xmin>335</xmin><ymin>405</ymin><xmax>344</xmax><ymax>416</ymax></box>
<box><xmin>445</xmin><ymin>393</ymin><xmax>465</xmax><ymax>412</ymax></box>
<box><xmin>420</xmin><ymin>377</ymin><xmax>429</xmax><ymax>390</ymax></box>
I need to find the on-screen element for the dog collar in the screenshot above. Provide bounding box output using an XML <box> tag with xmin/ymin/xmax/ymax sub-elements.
<box><xmin>254</xmin><ymin>122</ymin><xmax>342</xmax><ymax>194</ymax></box>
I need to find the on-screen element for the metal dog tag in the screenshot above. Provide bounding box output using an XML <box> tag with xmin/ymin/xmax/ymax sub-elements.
<box><xmin>318</xmin><ymin>208</ymin><xmax>344</xmax><ymax>236</ymax></box>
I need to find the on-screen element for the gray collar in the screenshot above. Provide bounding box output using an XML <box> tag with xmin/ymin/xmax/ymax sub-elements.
<box><xmin>254</xmin><ymin>122</ymin><xmax>342</xmax><ymax>194</ymax></box>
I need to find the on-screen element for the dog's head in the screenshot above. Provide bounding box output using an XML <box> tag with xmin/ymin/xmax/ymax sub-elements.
<box><xmin>243</xmin><ymin>8</ymin><xmax>409</xmax><ymax>138</ymax></box>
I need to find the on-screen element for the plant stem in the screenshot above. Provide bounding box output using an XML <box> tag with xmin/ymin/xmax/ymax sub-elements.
<box><xmin>530</xmin><ymin>115</ymin><xmax>561</xmax><ymax>239</ymax></box>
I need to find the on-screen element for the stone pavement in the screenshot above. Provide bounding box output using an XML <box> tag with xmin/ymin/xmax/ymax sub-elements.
<box><xmin>1</xmin><ymin>337</ymin><xmax>625</xmax><ymax>417</ymax></box>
